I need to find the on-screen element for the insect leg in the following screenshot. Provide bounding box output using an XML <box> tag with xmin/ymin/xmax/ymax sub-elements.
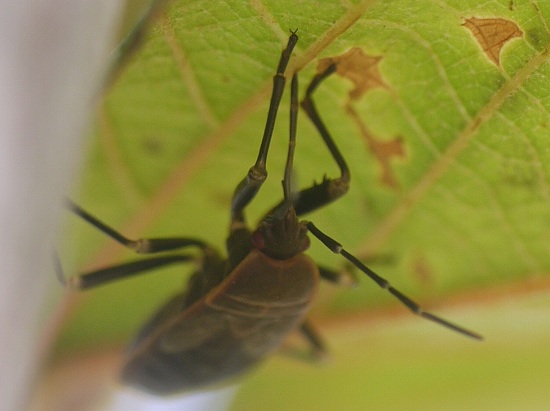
<box><xmin>67</xmin><ymin>199</ymin><xmax>209</xmax><ymax>253</ymax></box>
<box><xmin>57</xmin><ymin>254</ymin><xmax>196</xmax><ymax>290</ymax></box>
<box><xmin>103</xmin><ymin>0</ymin><xmax>170</xmax><ymax>89</ymax></box>
<box><xmin>295</xmin><ymin>63</ymin><xmax>351</xmax><ymax>216</ymax></box>
<box><xmin>61</xmin><ymin>200</ymin><xmax>220</xmax><ymax>289</ymax></box>
<box><xmin>299</xmin><ymin>320</ymin><xmax>328</xmax><ymax>359</ymax></box>
<box><xmin>230</xmin><ymin>32</ymin><xmax>298</xmax><ymax>224</ymax></box>
<box><xmin>306</xmin><ymin>221</ymin><xmax>483</xmax><ymax>340</ymax></box>
<box><xmin>318</xmin><ymin>265</ymin><xmax>358</xmax><ymax>286</ymax></box>
<box><xmin>267</xmin><ymin>62</ymin><xmax>351</xmax><ymax>217</ymax></box>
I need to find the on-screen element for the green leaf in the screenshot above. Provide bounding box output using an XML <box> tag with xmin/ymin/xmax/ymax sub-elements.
<box><xmin>54</xmin><ymin>0</ymin><xmax>550</xmax><ymax>409</ymax></box>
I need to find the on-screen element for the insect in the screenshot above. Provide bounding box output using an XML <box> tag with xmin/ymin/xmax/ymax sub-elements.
<box><xmin>63</xmin><ymin>32</ymin><xmax>482</xmax><ymax>396</ymax></box>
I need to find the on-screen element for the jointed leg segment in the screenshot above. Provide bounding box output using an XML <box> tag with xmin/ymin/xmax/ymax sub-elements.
<box><xmin>231</xmin><ymin>33</ymin><xmax>299</xmax><ymax>224</ymax></box>
<box><xmin>266</xmin><ymin>61</ymin><xmax>351</xmax><ymax>219</ymax></box>
<box><xmin>62</xmin><ymin>200</ymin><xmax>217</xmax><ymax>289</ymax></box>
<box><xmin>67</xmin><ymin>200</ymin><xmax>208</xmax><ymax>253</ymax></box>
<box><xmin>306</xmin><ymin>221</ymin><xmax>483</xmax><ymax>340</ymax></box>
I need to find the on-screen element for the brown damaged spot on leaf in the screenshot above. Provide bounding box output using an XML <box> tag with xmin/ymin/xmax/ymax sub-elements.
<box><xmin>410</xmin><ymin>253</ymin><xmax>435</xmax><ymax>287</ymax></box>
<box><xmin>317</xmin><ymin>48</ymin><xmax>387</xmax><ymax>100</ymax></box>
<box><xmin>346</xmin><ymin>104</ymin><xmax>405</xmax><ymax>188</ymax></box>
<box><xmin>318</xmin><ymin>47</ymin><xmax>404</xmax><ymax>188</ymax></box>
<box><xmin>462</xmin><ymin>16</ymin><xmax>523</xmax><ymax>66</ymax></box>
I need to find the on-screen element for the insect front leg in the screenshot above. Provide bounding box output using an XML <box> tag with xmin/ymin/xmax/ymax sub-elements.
<box><xmin>267</xmin><ymin>62</ymin><xmax>351</xmax><ymax>218</ymax></box>
<box><xmin>230</xmin><ymin>33</ymin><xmax>298</xmax><ymax>224</ymax></box>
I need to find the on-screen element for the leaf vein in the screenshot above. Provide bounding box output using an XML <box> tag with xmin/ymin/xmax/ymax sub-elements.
<box><xmin>357</xmin><ymin>43</ymin><xmax>550</xmax><ymax>266</ymax></box>
<box><xmin>160</xmin><ymin>15</ymin><xmax>219</xmax><ymax>129</ymax></box>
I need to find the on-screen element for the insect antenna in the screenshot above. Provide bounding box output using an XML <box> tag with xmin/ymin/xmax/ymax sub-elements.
<box><xmin>306</xmin><ymin>221</ymin><xmax>483</xmax><ymax>340</ymax></box>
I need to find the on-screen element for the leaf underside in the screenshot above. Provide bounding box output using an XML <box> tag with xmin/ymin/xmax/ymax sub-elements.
<box><xmin>55</xmin><ymin>1</ymin><xmax>550</xmax><ymax>409</ymax></box>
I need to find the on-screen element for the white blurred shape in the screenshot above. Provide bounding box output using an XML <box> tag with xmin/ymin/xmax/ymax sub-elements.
<box><xmin>0</xmin><ymin>2</ymin><xmax>123</xmax><ymax>410</ymax></box>
<box><xmin>109</xmin><ymin>385</ymin><xmax>239</xmax><ymax>411</ymax></box>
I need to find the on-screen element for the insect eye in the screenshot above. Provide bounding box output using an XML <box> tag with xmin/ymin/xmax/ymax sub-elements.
<box><xmin>252</xmin><ymin>229</ymin><xmax>266</xmax><ymax>250</ymax></box>
<box><xmin>301</xmin><ymin>236</ymin><xmax>311</xmax><ymax>251</ymax></box>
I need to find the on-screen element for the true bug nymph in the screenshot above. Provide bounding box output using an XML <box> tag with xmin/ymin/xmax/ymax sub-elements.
<box><xmin>63</xmin><ymin>32</ymin><xmax>481</xmax><ymax>395</ymax></box>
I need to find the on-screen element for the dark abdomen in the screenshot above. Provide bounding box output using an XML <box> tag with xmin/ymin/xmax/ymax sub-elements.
<box><xmin>121</xmin><ymin>250</ymin><xmax>319</xmax><ymax>394</ymax></box>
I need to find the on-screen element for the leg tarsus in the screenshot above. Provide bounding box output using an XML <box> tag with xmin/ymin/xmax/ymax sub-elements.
<box><xmin>53</xmin><ymin>252</ymin><xmax>68</xmax><ymax>287</ymax></box>
<box><xmin>300</xmin><ymin>320</ymin><xmax>329</xmax><ymax>361</ymax></box>
<box><xmin>318</xmin><ymin>264</ymin><xmax>359</xmax><ymax>287</ymax></box>
<box><xmin>265</xmin><ymin>61</ymin><xmax>350</xmax><ymax>218</ymax></box>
